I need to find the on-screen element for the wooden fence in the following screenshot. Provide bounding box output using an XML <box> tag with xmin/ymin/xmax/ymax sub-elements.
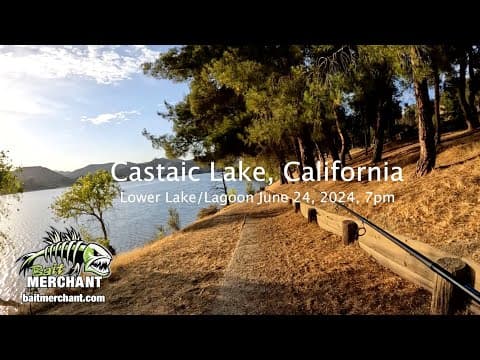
<box><xmin>269</xmin><ymin>190</ymin><xmax>480</xmax><ymax>315</ymax></box>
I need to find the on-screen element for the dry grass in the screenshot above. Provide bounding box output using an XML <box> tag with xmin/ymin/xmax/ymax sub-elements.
<box><xmin>28</xmin><ymin>130</ymin><xmax>479</xmax><ymax>315</ymax></box>
<box><xmin>26</xmin><ymin>207</ymin><xmax>245</xmax><ymax>315</ymax></box>
<box><xmin>272</xmin><ymin>129</ymin><xmax>480</xmax><ymax>262</ymax></box>
<box><xmin>29</xmin><ymin>195</ymin><xmax>430</xmax><ymax>315</ymax></box>
<box><xmin>213</xmin><ymin>200</ymin><xmax>430</xmax><ymax>314</ymax></box>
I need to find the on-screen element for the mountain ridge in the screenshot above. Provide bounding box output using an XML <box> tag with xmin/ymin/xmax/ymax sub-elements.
<box><xmin>18</xmin><ymin>158</ymin><xmax>208</xmax><ymax>192</ymax></box>
<box><xmin>15</xmin><ymin>166</ymin><xmax>75</xmax><ymax>191</ymax></box>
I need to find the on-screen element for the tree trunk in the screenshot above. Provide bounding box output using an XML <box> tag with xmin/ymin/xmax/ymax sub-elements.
<box><xmin>364</xmin><ymin>114</ymin><xmax>371</xmax><ymax>156</ymax></box>
<box><xmin>414</xmin><ymin>78</ymin><xmax>436</xmax><ymax>176</ymax></box>
<box><xmin>278</xmin><ymin>158</ymin><xmax>287</xmax><ymax>184</ymax></box>
<box><xmin>321</xmin><ymin>131</ymin><xmax>340</xmax><ymax>163</ymax></box>
<box><xmin>467</xmin><ymin>47</ymin><xmax>479</xmax><ymax>127</ymax></box>
<box><xmin>334</xmin><ymin>106</ymin><xmax>347</xmax><ymax>166</ymax></box>
<box><xmin>321</xmin><ymin>121</ymin><xmax>340</xmax><ymax>164</ymax></box>
<box><xmin>221</xmin><ymin>169</ymin><xmax>230</xmax><ymax>205</ymax></box>
<box><xmin>99</xmin><ymin>215</ymin><xmax>108</xmax><ymax>241</ymax></box>
<box><xmin>314</xmin><ymin>141</ymin><xmax>325</xmax><ymax>167</ymax></box>
<box><xmin>296</xmin><ymin>136</ymin><xmax>306</xmax><ymax>171</ymax></box>
<box><xmin>458</xmin><ymin>57</ymin><xmax>478</xmax><ymax>130</ymax></box>
<box><xmin>433</xmin><ymin>65</ymin><xmax>441</xmax><ymax>146</ymax></box>
<box><xmin>292</xmin><ymin>136</ymin><xmax>303</xmax><ymax>178</ymax></box>
<box><xmin>372</xmin><ymin>108</ymin><xmax>385</xmax><ymax>163</ymax></box>
<box><xmin>297</xmin><ymin>125</ymin><xmax>318</xmax><ymax>179</ymax></box>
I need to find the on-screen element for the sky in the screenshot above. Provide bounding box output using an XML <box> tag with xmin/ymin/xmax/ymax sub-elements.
<box><xmin>0</xmin><ymin>45</ymin><xmax>189</xmax><ymax>171</ymax></box>
<box><xmin>0</xmin><ymin>45</ymin><xmax>420</xmax><ymax>172</ymax></box>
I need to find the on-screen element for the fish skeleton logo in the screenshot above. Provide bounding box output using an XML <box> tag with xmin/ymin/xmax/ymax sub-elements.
<box><xmin>17</xmin><ymin>227</ymin><xmax>112</xmax><ymax>278</ymax></box>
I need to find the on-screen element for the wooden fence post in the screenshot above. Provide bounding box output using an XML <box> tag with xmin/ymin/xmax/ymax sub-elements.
<box><xmin>430</xmin><ymin>257</ymin><xmax>469</xmax><ymax>315</ymax></box>
<box><xmin>342</xmin><ymin>220</ymin><xmax>358</xmax><ymax>245</ymax></box>
<box><xmin>294</xmin><ymin>202</ymin><xmax>300</xmax><ymax>213</ymax></box>
<box><xmin>307</xmin><ymin>208</ymin><xmax>316</xmax><ymax>223</ymax></box>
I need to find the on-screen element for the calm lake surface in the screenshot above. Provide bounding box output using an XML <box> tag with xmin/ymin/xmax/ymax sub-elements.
<box><xmin>0</xmin><ymin>174</ymin><xmax>259</xmax><ymax>313</ymax></box>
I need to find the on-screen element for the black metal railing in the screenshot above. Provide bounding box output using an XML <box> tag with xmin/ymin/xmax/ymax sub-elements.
<box><xmin>334</xmin><ymin>201</ymin><xmax>480</xmax><ymax>305</ymax></box>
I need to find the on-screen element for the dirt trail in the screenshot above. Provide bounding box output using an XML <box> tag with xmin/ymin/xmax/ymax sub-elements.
<box><xmin>213</xmin><ymin>215</ymin><xmax>266</xmax><ymax>314</ymax></box>
<box><xmin>212</xmin><ymin>197</ymin><xmax>430</xmax><ymax>315</ymax></box>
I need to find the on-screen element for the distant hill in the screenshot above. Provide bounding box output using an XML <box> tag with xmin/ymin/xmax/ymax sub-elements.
<box><xmin>18</xmin><ymin>158</ymin><xmax>209</xmax><ymax>192</ymax></box>
<box><xmin>58</xmin><ymin>163</ymin><xmax>124</xmax><ymax>179</ymax></box>
<box><xmin>114</xmin><ymin>159</ymin><xmax>208</xmax><ymax>180</ymax></box>
<box><xmin>59</xmin><ymin>159</ymin><xmax>207</xmax><ymax>180</ymax></box>
<box><xmin>16</xmin><ymin>167</ymin><xmax>74</xmax><ymax>192</ymax></box>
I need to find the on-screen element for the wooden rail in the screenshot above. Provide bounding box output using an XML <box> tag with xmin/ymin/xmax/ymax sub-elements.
<box><xmin>265</xmin><ymin>190</ymin><xmax>480</xmax><ymax>315</ymax></box>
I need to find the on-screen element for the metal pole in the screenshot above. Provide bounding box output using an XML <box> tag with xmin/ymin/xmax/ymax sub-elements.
<box><xmin>334</xmin><ymin>201</ymin><xmax>480</xmax><ymax>305</ymax></box>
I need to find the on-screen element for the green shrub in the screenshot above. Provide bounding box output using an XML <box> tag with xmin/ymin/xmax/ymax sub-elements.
<box><xmin>245</xmin><ymin>181</ymin><xmax>255</xmax><ymax>195</ymax></box>
<box><xmin>167</xmin><ymin>207</ymin><xmax>181</xmax><ymax>231</ymax></box>
<box><xmin>79</xmin><ymin>227</ymin><xmax>116</xmax><ymax>255</ymax></box>
<box><xmin>157</xmin><ymin>224</ymin><xmax>166</xmax><ymax>238</ymax></box>
<box><xmin>227</xmin><ymin>188</ymin><xmax>237</xmax><ymax>197</ymax></box>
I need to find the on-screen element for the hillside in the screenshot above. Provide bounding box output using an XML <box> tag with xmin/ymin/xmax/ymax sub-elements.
<box><xmin>20</xmin><ymin>129</ymin><xmax>480</xmax><ymax>315</ymax></box>
<box><xmin>57</xmin><ymin>163</ymin><xmax>121</xmax><ymax>179</ymax></box>
<box><xmin>26</xmin><ymin>193</ymin><xmax>429</xmax><ymax>315</ymax></box>
<box><xmin>16</xmin><ymin>166</ymin><xmax>74</xmax><ymax>191</ymax></box>
<box><xmin>19</xmin><ymin>158</ymin><xmax>209</xmax><ymax>191</ymax></box>
<box><xmin>270</xmin><ymin>129</ymin><xmax>480</xmax><ymax>262</ymax></box>
<box><xmin>114</xmin><ymin>158</ymin><xmax>209</xmax><ymax>180</ymax></box>
<box><xmin>59</xmin><ymin>159</ymin><xmax>208</xmax><ymax>180</ymax></box>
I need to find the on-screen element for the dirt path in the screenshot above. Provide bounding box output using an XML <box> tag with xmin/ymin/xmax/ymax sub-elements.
<box><xmin>212</xmin><ymin>198</ymin><xmax>430</xmax><ymax>315</ymax></box>
<box><xmin>213</xmin><ymin>215</ymin><xmax>266</xmax><ymax>314</ymax></box>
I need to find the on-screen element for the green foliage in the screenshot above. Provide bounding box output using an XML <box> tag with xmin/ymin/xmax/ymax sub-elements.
<box><xmin>142</xmin><ymin>46</ymin><xmax>307</xmax><ymax>172</ymax></box>
<box><xmin>0</xmin><ymin>150</ymin><xmax>23</xmax><ymax>243</ymax></box>
<box><xmin>143</xmin><ymin>45</ymin><xmax>480</xmax><ymax>178</ymax></box>
<box><xmin>167</xmin><ymin>207</ymin><xmax>181</xmax><ymax>231</ymax></box>
<box><xmin>441</xmin><ymin>74</ymin><xmax>465</xmax><ymax>127</ymax></box>
<box><xmin>399</xmin><ymin>104</ymin><xmax>417</xmax><ymax>127</ymax></box>
<box><xmin>197</xmin><ymin>204</ymin><xmax>219</xmax><ymax>219</ymax></box>
<box><xmin>143</xmin><ymin>45</ymin><xmax>227</xmax><ymax>82</ymax></box>
<box><xmin>156</xmin><ymin>224</ymin><xmax>167</xmax><ymax>239</ymax></box>
<box><xmin>51</xmin><ymin>170</ymin><xmax>120</xmax><ymax>241</ymax></box>
<box><xmin>245</xmin><ymin>181</ymin><xmax>255</xmax><ymax>195</ymax></box>
<box><xmin>0</xmin><ymin>151</ymin><xmax>23</xmax><ymax>196</ymax></box>
<box><xmin>227</xmin><ymin>188</ymin><xmax>237</xmax><ymax>197</ymax></box>
<box><xmin>79</xmin><ymin>226</ymin><xmax>111</xmax><ymax>249</ymax></box>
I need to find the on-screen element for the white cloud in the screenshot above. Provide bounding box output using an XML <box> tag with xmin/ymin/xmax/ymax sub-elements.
<box><xmin>81</xmin><ymin>110</ymin><xmax>141</xmax><ymax>125</ymax></box>
<box><xmin>0</xmin><ymin>45</ymin><xmax>160</xmax><ymax>84</ymax></box>
<box><xmin>0</xmin><ymin>79</ymin><xmax>66</xmax><ymax>121</ymax></box>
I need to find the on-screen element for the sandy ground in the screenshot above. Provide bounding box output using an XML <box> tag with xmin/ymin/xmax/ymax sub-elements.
<box><xmin>29</xmin><ymin>194</ymin><xmax>430</xmax><ymax>315</ymax></box>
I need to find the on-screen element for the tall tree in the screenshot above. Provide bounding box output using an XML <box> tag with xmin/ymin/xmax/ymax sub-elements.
<box><xmin>428</xmin><ymin>46</ymin><xmax>449</xmax><ymax>145</ymax></box>
<box><xmin>451</xmin><ymin>45</ymin><xmax>480</xmax><ymax>130</ymax></box>
<box><xmin>410</xmin><ymin>46</ymin><xmax>437</xmax><ymax>175</ymax></box>
<box><xmin>362</xmin><ymin>46</ymin><xmax>436</xmax><ymax>174</ymax></box>
<box><xmin>348</xmin><ymin>56</ymin><xmax>399</xmax><ymax>163</ymax></box>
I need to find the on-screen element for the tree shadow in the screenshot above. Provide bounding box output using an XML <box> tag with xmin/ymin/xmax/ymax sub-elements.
<box><xmin>435</xmin><ymin>153</ymin><xmax>480</xmax><ymax>170</ymax></box>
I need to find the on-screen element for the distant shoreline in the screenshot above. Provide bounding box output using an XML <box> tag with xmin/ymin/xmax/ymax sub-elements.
<box><xmin>15</xmin><ymin>170</ymin><xmax>232</xmax><ymax>194</ymax></box>
<box><xmin>15</xmin><ymin>158</ymin><xmax>210</xmax><ymax>192</ymax></box>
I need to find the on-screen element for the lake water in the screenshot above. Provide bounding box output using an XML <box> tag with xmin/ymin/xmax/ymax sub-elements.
<box><xmin>0</xmin><ymin>174</ymin><xmax>259</xmax><ymax>314</ymax></box>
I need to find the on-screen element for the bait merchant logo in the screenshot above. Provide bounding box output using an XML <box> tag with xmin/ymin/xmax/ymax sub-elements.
<box><xmin>17</xmin><ymin>227</ymin><xmax>112</xmax><ymax>289</ymax></box>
